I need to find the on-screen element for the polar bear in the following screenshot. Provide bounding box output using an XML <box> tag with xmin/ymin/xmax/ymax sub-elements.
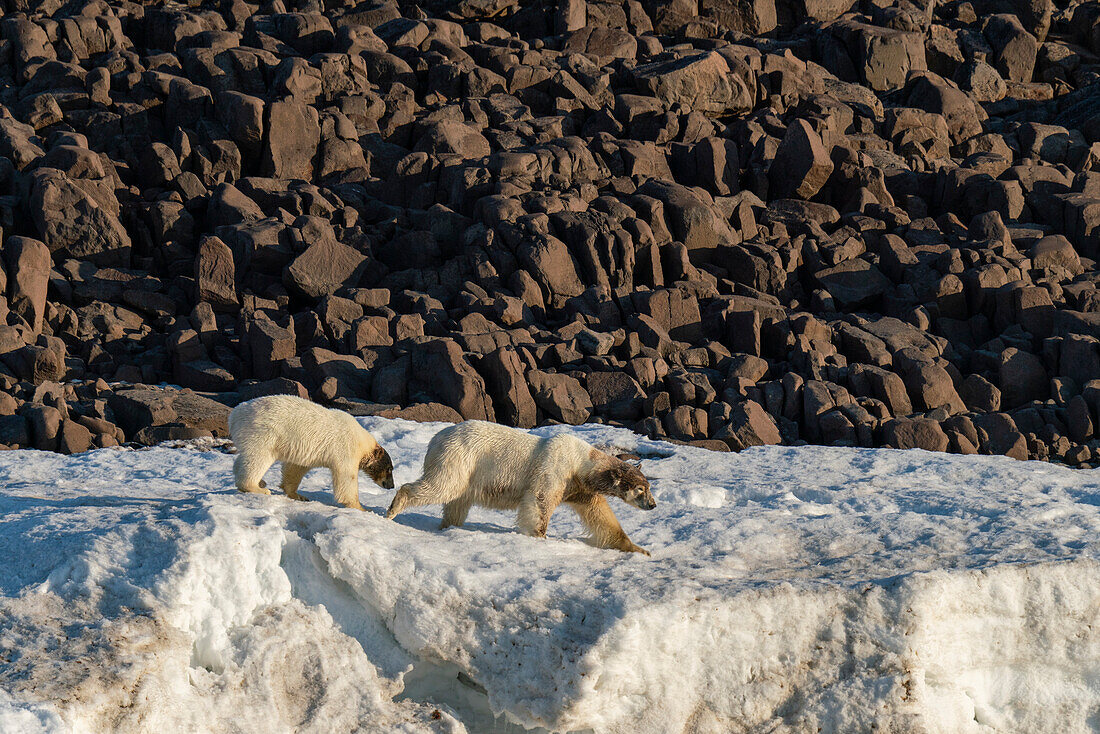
<box><xmin>228</xmin><ymin>395</ymin><xmax>394</xmax><ymax>510</ymax></box>
<box><xmin>385</xmin><ymin>421</ymin><xmax>656</xmax><ymax>554</ymax></box>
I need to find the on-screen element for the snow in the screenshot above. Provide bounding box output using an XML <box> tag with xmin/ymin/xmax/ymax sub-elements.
<box><xmin>1</xmin><ymin>418</ymin><xmax>1099</xmax><ymax>733</ymax></box>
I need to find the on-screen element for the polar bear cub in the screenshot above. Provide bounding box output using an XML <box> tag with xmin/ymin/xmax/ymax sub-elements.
<box><xmin>386</xmin><ymin>421</ymin><xmax>656</xmax><ymax>554</ymax></box>
<box><xmin>228</xmin><ymin>395</ymin><xmax>394</xmax><ymax>510</ymax></box>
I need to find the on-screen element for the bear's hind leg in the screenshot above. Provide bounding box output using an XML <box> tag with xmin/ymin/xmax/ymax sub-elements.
<box><xmin>517</xmin><ymin>493</ymin><xmax>551</xmax><ymax>538</ymax></box>
<box><xmin>440</xmin><ymin>498</ymin><xmax>472</xmax><ymax>530</ymax></box>
<box><xmin>234</xmin><ymin>451</ymin><xmax>274</xmax><ymax>495</ymax></box>
<box><xmin>281</xmin><ymin>463</ymin><xmax>309</xmax><ymax>501</ymax></box>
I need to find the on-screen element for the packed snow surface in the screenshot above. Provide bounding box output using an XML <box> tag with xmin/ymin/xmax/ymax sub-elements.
<box><xmin>1</xmin><ymin>418</ymin><xmax>1100</xmax><ymax>733</ymax></box>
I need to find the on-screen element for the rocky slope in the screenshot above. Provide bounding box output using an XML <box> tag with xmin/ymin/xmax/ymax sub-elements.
<box><xmin>0</xmin><ymin>0</ymin><xmax>1099</xmax><ymax>464</ymax></box>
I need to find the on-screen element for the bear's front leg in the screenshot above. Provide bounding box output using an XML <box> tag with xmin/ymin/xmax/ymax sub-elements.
<box><xmin>567</xmin><ymin>495</ymin><xmax>649</xmax><ymax>555</ymax></box>
<box><xmin>332</xmin><ymin>467</ymin><xmax>364</xmax><ymax>510</ymax></box>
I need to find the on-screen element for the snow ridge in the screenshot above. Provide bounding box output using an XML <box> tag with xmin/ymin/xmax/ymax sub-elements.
<box><xmin>1</xmin><ymin>418</ymin><xmax>1099</xmax><ymax>733</ymax></box>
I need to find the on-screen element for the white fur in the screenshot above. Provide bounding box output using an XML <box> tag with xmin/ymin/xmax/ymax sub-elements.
<box><xmin>386</xmin><ymin>421</ymin><xmax>650</xmax><ymax>553</ymax></box>
<box><xmin>228</xmin><ymin>395</ymin><xmax>383</xmax><ymax>509</ymax></box>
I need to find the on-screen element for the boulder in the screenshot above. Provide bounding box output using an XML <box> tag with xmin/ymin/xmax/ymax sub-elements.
<box><xmin>528</xmin><ymin>370</ymin><xmax>593</xmax><ymax>424</ymax></box>
<box><xmin>882</xmin><ymin>417</ymin><xmax>949</xmax><ymax>452</ymax></box>
<box><xmin>814</xmin><ymin>260</ymin><xmax>892</xmax><ymax>309</ymax></box>
<box><xmin>632</xmin><ymin>52</ymin><xmax>753</xmax><ymax>116</ymax></box>
<box><xmin>194</xmin><ymin>235</ymin><xmax>238</xmax><ymax>310</ymax></box>
<box><xmin>284</xmin><ymin>239</ymin><xmax>368</xmax><ymax>299</ymax></box>
<box><xmin>414</xmin><ymin>121</ymin><xmax>491</xmax><ymax>159</ymax></box>
<box><xmin>998</xmin><ymin>348</ymin><xmax>1048</xmax><ymax>409</ymax></box>
<box><xmin>28</xmin><ymin>169</ymin><xmax>131</xmax><ymax>267</ymax></box>
<box><xmin>2</xmin><ymin>236</ymin><xmax>50</xmax><ymax>334</ymax></box>
<box><xmin>409</xmin><ymin>340</ymin><xmax>495</xmax><ymax>422</ymax></box>
<box><xmin>480</xmin><ymin>346</ymin><xmax>537</xmax><ymax>428</ymax></box>
<box><xmin>769</xmin><ymin>119</ymin><xmax>834</xmax><ymax>200</ymax></box>
<box><xmin>983</xmin><ymin>13</ymin><xmax>1037</xmax><ymax>83</ymax></box>
<box><xmin>261</xmin><ymin>100</ymin><xmax>320</xmax><ymax>180</ymax></box>
<box><xmin>715</xmin><ymin>399</ymin><xmax>782</xmax><ymax>450</ymax></box>
<box><xmin>959</xmin><ymin>374</ymin><xmax>1001</xmax><ymax>412</ymax></box>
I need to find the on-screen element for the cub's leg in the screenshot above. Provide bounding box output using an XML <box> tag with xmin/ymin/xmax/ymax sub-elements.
<box><xmin>567</xmin><ymin>495</ymin><xmax>649</xmax><ymax>555</ymax></box>
<box><xmin>281</xmin><ymin>463</ymin><xmax>309</xmax><ymax>501</ymax></box>
<box><xmin>440</xmin><ymin>498</ymin><xmax>472</xmax><ymax>530</ymax></box>
<box><xmin>331</xmin><ymin>466</ymin><xmax>364</xmax><ymax>511</ymax></box>
<box><xmin>234</xmin><ymin>450</ymin><xmax>274</xmax><ymax>495</ymax></box>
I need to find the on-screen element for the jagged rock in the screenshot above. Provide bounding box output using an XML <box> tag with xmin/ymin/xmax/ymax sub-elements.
<box><xmin>769</xmin><ymin>119</ymin><xmax>834</xmax><ymax>200</ymax></box>
<box><xmin>2</xmin><ymin>236</ymin><xmax>50</xmax><ymax>334</ymax></box>
<box><xmin>28</xmin><ymin>169</ymin><xmax>131</xmax><ymax>267</ymax></box>
<box><xmin>480</xmin><ymin>346</ymin><xmax>537</xmax><ymax>428</ymax></box>
<box><xmin>632</xmin><ymin>52</ymin><xmax>753</xmax><ymax>116</ymax></box>
<box><xmin>882</xmin><ymin>417</ymin><xmax>949</xmax><ymax>452</ymax></box>
<box><xmin>284</xmin><ymin>239</ymin><xmax>368</xmax><ymax>300</ymax></box>
<box><xmin>410</xmin><ymin>340</ymin><xmax>495</xmax><ymax>422</ymax></box>
<box><xmin>195</xmin><ymin>236</ymin><xmax>238</xmax><ymax>310</ymax></box>
<box><xmin>715</xmin><ymin>399</ymin><xmax>782</xmax><ymax>450</ymax></box>
<box><xmin>528</xmin><ymin>370</ymin><xmax>592</xmax><ymax>425</ymax></box>
<box><xmin>814</xmin><ymin>260</ymin><xmax>892</xmax><ymax>309</ymax></box>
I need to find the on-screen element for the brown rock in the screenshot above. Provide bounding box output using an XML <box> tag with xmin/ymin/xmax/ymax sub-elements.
<box><xmin>284</xmin><ymin>239</ymin><xmax>368</xmax><ymax>300</ymax></box>
<box><xmin>715</xmin><ymin>399</ymin><xmax>782</xmax><ymax>450</ymax></box>
<box><xmin>814</xmin><ymin>260</ymin><xmax>892</xmax><ymax>309</ymax></box>
<box><xmin>769</xmin><ymin>119</ymin><xmax>834</xmax><ymax>201</ymax></box>
<box><xmin>58</xmin><ymin>418</ymin><xmax>94</xmax><ymax>454</ymax></box>
<box><xmin>480</xmin><ymin>346</ymin><xmax>537</xmax><ymax>428</ymax></box>
<box><xmin>414</xmin><ymin>121</ymin><xmax>491</xmax><ymax>159</ymax></box>
<box><xmin>983</xmin><ymin>13</ymin><xmax>1037</xmax><ymax>83</ymax></box>
<box><xmin>586</xmin><ymin>371</ymin><xmax>645</xmax><ymax>418</ymax></box>
<box><xmin>2</xmin><ymin>236</ymin><xmax>50</xmax><ymax>334</ymax></box>
<box><xmin>998</xmin><ymin>348</ymin><xmax>1048</xmax><ymax>409</ymax></box>
<box><xmin>959</xmin><ymin>373</ymin><xmax>1001</xmax><ymax>412</ymax></box>
<box><xmin>261</xmin><ymin>100</ymin><xmax>320</xmax><ymax>180</ymax></box>
<box><xmin>632</xmin><ymin>51</ymin><xmax>753</xmax><ymax>116</ymax></box>
<box><xmin>194</xmin><ymin>235</ymin><xmax>238</xmax><ymax>310</ymax></box>
<box><xmin>410</xmin><ymin>340</ymin><xmax>495</xmax><ymax>422</ymax></box>
<box><xmin>29</xmin><ymin>169</ymin><xmax>131</xmax><ymax>267</ymax></box>
<box><xmin>528</xmin><ymin>369</ymin><xmax>592</xmax><ymax>425</ymax></box>
<box><xmin>23</xmin><ymin>403</ymin><xmax>62</xmax><ymax>451</ymax></box>
<box><xmin>881</xmin><ymin>417</ymin><xmax>949</xmax><ymax>452</ymax></box>
<box><xmin>848</xmin><ymin>364</ymin><xmax>913</xmax><ymax>416</ymax></box>
<box><xmin>1031</xmin><ymin>235</ymin><xmax>1083</xmax><ymax>276</ymax></box>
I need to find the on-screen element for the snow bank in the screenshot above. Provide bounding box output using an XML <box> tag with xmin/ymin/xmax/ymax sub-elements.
<box><xmin>1</xmin><ymin>419</ymin><xmax>1099</xmax><ymax>733</ymax></box>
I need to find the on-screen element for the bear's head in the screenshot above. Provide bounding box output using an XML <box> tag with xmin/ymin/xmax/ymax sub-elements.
<box><xmin>361</xmin><ymin>445</ymin><xmax>395</xmax><ymax>489</ymax></box>
<box><xmin>594</xmin><ymin>459</ymin><xmax>656</xmax><ymax>510</ymax></box>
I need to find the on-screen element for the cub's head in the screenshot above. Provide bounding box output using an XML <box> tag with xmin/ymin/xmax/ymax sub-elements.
<box><xmin>594</xmin><ymin>459</ymin><xmax>656</xmax><ymax>511</ymax></box>
<box><xmin>361</xmin><ymin>445</ymin><xmax>395</xmax><ymax>489</ymax></box>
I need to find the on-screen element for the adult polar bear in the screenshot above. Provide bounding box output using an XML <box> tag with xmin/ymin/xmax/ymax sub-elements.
<box><xmin>229</xmin><ymin>395</ymin><xmax>394</xmax><ymax>510</ymax></box>
<box><xmin>386</xmin><ymin>421</ymin><xmax>656</xmax><ymax>554</ymax></box>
